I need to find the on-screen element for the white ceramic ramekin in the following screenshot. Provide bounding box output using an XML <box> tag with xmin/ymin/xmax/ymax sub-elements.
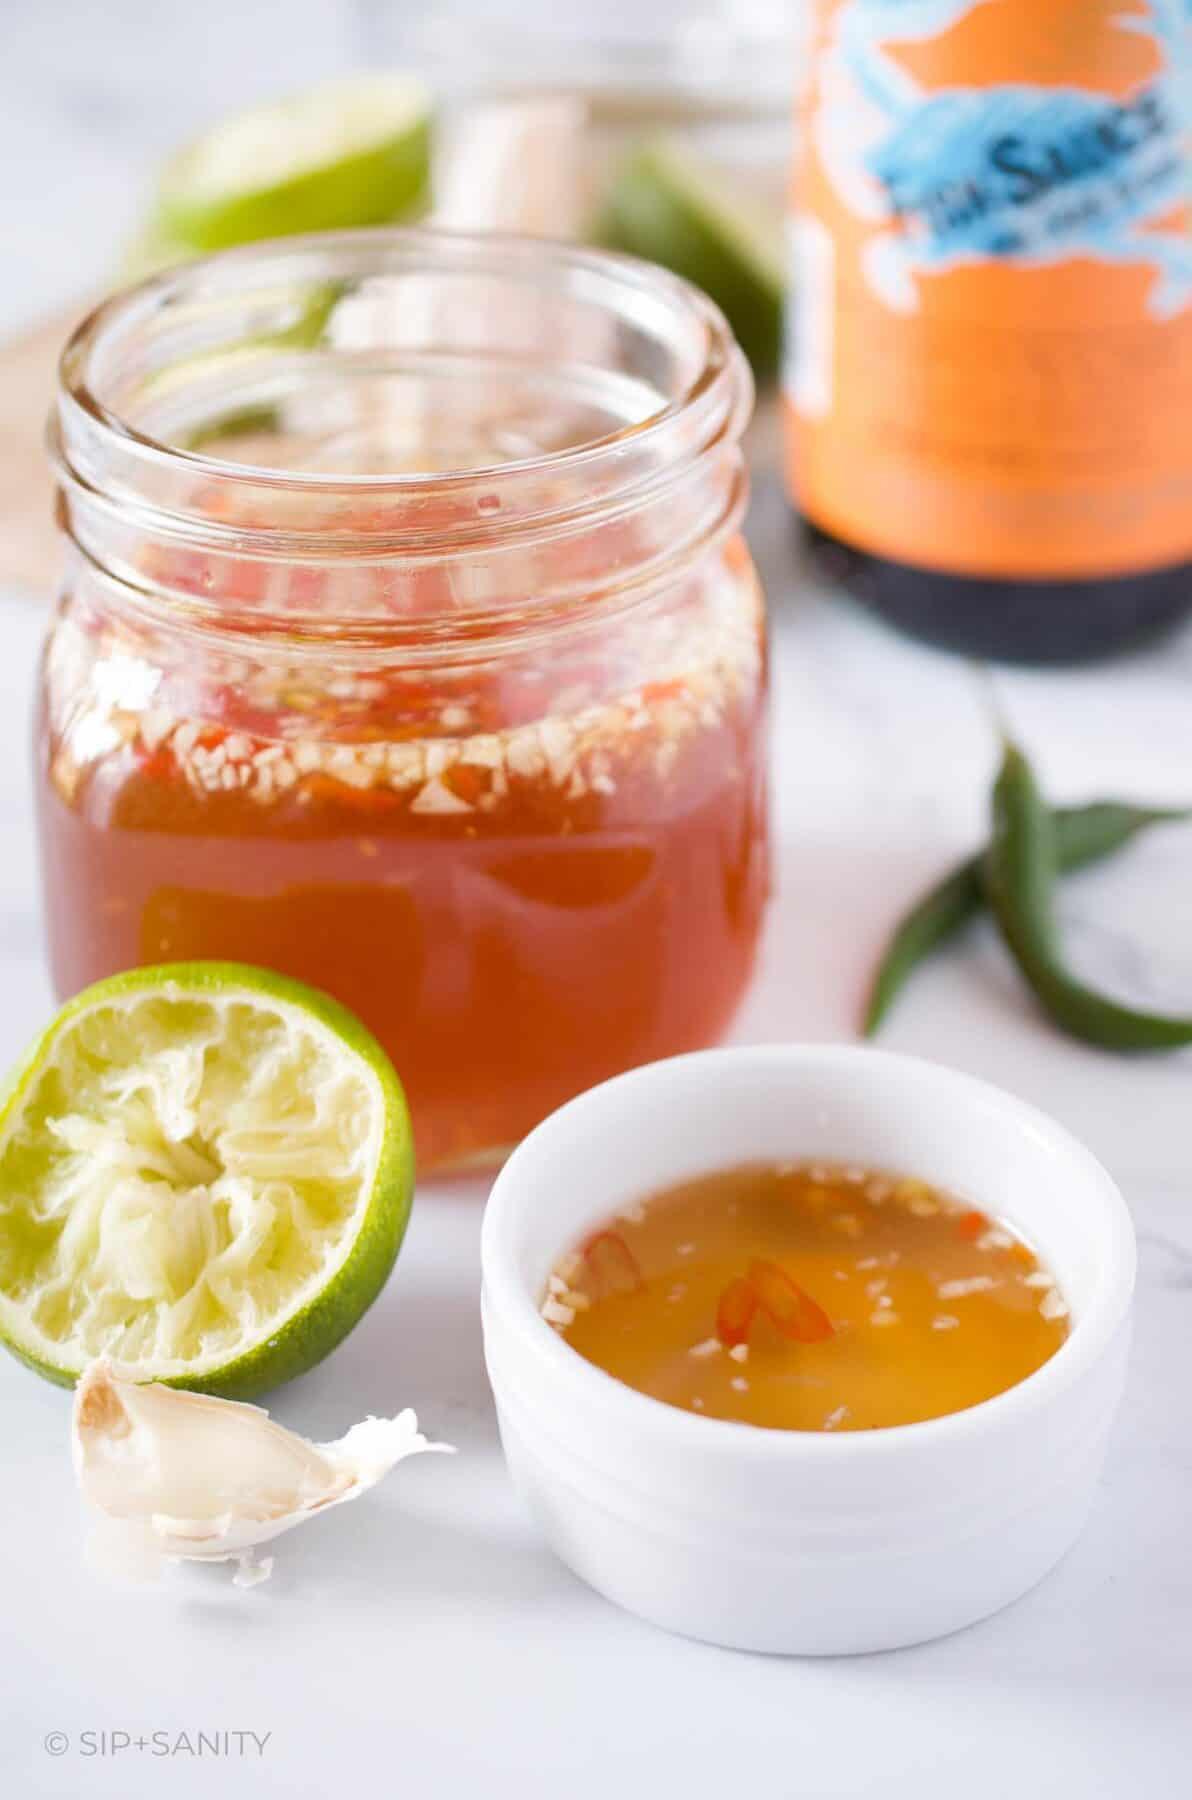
<box><xmin>480</xmin><ymin>1046</ymin><xmax>1135</xmax><ymax>1655</ymax></box>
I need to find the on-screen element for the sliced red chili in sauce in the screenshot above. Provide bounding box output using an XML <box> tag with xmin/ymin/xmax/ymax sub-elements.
<box><xmin>747</xmin><ymin>1259</ymin><xmax>835</xmax><ymax>1344</ymax></box>
<box><xmin>715</xmin><ymin>1259</ymin><xmax>835</xmax><ymax>1348</ymax></box>
<box><xmin>582</xmin><ymin>1230</ymin><xmax>644</xmax><ymax>1296</ymax></box>
<box><xmin>715</xmin><ymin>1275</ymin><xmax>758</xmax><ymax>1349</ymax></box>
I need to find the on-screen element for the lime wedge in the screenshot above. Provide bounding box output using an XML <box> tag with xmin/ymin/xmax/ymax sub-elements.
<box><xmin>0</xmin><ymin>964</ymin><xmax>413</xmax><ymax>1397</ymax></box>
<box><xmin>598</xmin><ymin>137</ymin><xmax>785</xmax><ymax>382</ymax></box>
<box><xmin>150</xmin><ymin>75</ymin><xmax>432</xmax><ymax>253</ymax></box>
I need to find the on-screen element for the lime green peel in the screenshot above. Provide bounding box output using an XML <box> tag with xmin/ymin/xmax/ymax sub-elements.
<box><xmin>598</xmin><ymin>137</ymin><xmax>785</xmax><ymax>382</ymax></box>
<box><xmin>148</xmin><ymin>75</ymin><xmax>432</xmax><ymax>253</ymax></box>
<box><xmin>0</xmin><ymin>964</ymin><xmax>413</xmax><ymax>1398</ymax></box>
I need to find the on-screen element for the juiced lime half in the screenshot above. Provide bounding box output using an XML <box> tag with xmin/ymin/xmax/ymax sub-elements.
<box><xmin>150</xmin><ymin>74</ymin><xmax>432</xmax><ymax>252</ymax></box>
<box><xmin>598</xmin><ymin>137</ymin><xmax>785</xmax><ymax>382</ymax></box>
<box><xmin>0</xmin><ymin>965</ymin><xmax>413</xmax><ymax>1398</ymax></box>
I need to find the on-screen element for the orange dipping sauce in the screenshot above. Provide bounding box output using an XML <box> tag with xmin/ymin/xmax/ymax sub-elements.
<box><xmin>37</xmin><ymin>559</ymin><xmax>768</xmax><ymax>1172</ymax></box>
<box><xmin>40</xmin><ymin>231</ymin><xmax>768</xmax><ymax>1173</ymax></box>
<box><xmin>545</xmin><ymin>1161</ymin><xmax>1069</xmax><ymax>1430</ymax></box>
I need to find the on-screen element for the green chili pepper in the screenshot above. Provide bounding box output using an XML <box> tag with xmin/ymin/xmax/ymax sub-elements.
<box><xmin>864</xmin><ymin>798</ymin><xmax>1190</xmax><ymax>1035</ymax></box>
<box><xmin>983</xmin><ymin>743</ymin><xmax>1192</xmax><ymax>1051</ymax></box>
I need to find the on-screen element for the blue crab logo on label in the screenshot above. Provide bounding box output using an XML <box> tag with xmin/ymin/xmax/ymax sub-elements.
<box><xmin>812</xmin><ymin>0</ymin><xmax>1192</xmax><ymax>316</ymax></box>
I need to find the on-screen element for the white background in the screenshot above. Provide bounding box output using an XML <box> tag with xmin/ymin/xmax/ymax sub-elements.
<box><xmin>2</xmin><ymin>4</ymin><xmax>1190</xmax><ymax>1795</ymax></box>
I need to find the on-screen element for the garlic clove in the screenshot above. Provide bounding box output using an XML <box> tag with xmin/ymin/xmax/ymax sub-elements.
<box><xmin>72</xmin><ymin>1359</ymin><xmax>452</xmax><ymax>1583</ymax></box>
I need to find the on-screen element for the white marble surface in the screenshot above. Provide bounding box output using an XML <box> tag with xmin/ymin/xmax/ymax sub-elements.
<box><xmin>3</xmin><ymin>6</ymin><xmax>1191</xmax><ymax>1796</ymax></box>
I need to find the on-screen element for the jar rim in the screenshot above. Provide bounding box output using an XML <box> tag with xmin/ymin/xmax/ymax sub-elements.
<box><xmin>56</xmin><ymin>227</ymin><xmax>751</xmax><ymax>513</ymax></box>
<box><xmin>51</xmin><ymin>229</ymin><xmax>753</xmax><ymax>645</ymax></box>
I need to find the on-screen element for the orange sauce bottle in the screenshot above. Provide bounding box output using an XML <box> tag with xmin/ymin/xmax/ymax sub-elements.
<box><xmin>786</xmin><ymin>0</ymin><xmax>1192</xmax><ymax>662</ymax></box>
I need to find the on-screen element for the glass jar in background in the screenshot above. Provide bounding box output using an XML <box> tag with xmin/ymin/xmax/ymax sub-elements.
<box><xmin>357</xmin><ymin>0</ymin><xmax>799</xmax><ymax>225</ymax></box>
<box><xmin>41</xmin><ymin>231</ymin><xmax>770</xmax><ymax>1172</ymax></box>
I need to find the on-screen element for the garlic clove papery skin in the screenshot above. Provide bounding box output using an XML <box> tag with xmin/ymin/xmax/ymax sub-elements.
<box><xmin>72</xmin><ymin>1359</ymin><xmax>452</xmax><ymax>1580</ymax></box>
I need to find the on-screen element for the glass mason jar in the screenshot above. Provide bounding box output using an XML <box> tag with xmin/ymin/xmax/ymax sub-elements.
<box><xmin>40</xmin><ymin>230</ymin><xmax>770</xmax><ymax>1172</ymax></box>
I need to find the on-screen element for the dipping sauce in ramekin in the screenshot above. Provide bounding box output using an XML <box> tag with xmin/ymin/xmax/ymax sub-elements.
<box><xmin>543</xmin><ymin>1160</ymin><xmax>1068</xmax><ymax>1430</ymax></box>
<box><xmin>481</xmin><ymin>1046</ymin><xmax>1135</xmax><ymax>1653</ymax></box>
